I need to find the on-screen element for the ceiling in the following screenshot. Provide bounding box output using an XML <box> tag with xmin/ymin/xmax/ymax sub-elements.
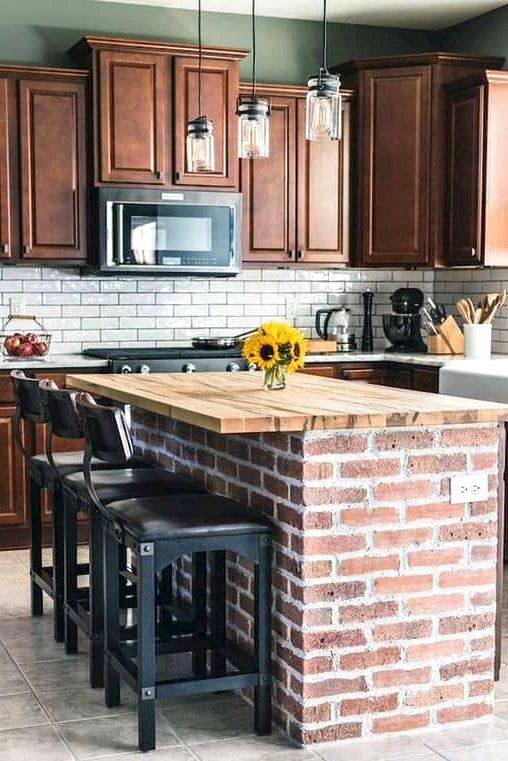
<box><xmin>93</xmin><ymin>0</ymin><xmax>508</xmax><ymax>31</ymax></box>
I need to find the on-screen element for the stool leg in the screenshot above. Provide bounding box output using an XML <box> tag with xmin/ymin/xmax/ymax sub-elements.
<box><xmin>28</xmin><ymin>475</ymin><xmax>43</xmax><ymax>618</ymax></box>
<box><xmin>104</xmin><ymin>530</ymin><xmax>121</xmax><ymax>708</ymax></box>
<box><xmin>63</xmin><ymin>495</ymin><xmax>78</xmax><ymax>655</ymax></box>
<box><xmin>89</xmin><ymin>509</ymin><xmax>104</xmax><ymax>688</ymax></box>
<box><xmin>192</xmin><ymin>551</ymin><xmax>207</xmax><ymax>678</ymax></box>
<box><xmin>137</xmin><ymin>541</ymin><xmax>156</xmax><ymax>753</ymax></box>
<box><xmin>254</xmin><ymin>537</ymin><xmax>272</xmax><ymax>736</ymax></box>
<box><xmin>51</xmin><ymin>482</ymin><xmax>65</xmax><ymax>643</ymax></box>
<box><xmin>210</xmin><ymin>551</ymin><xmax>226</xmax><ymax>674</ymax></box>
<box><xmin>159</xmin><ymin>564</ymin><xmax>173</xmax><ymax>634</ymax></box>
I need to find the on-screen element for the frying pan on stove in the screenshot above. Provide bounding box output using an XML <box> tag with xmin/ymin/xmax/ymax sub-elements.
<box><xmin>191</xmin><ymin>330</ymin><xmax>256</xmax><ymax>350</ymax></box>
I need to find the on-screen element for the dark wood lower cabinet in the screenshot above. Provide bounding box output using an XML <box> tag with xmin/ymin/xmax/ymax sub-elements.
<box><xmin>301</xmin><ymin>360</ymin><xmax>439</xmax><ymax>391</ymax></box>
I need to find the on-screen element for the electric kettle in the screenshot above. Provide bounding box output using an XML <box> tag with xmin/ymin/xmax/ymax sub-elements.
<box><xmin>315</xmin><ymin>307</ymin><xmax>351</xmax><ymax>339</ymax></box>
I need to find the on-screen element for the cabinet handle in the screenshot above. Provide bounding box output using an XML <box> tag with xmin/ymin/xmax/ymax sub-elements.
<box><xmin>471</xmin><ymin>247</ymin><xmax>476</xmax><ymax>258</ymax></box>
<box><xmin>174</xmin><ymin>171</ymin><xmax>180</xmax><ymax>181</ymax></box>
<box><xmin>0</xmin><ymin>243</ymin><xmax>8</xmax><ymax>254</ymax></box>
<box><xmin>21</xmin><ymin>245</ymin><xmax>30</xmax><ymax>254</ymax></box>
<box><xmin>296</xmin><ymin>250</ymin><xmax>304</xmax><ymax>261</ymax></box>
<box><xmin>287</xmin><ymin>250</ymin><xmax>294</xmax><ymax>260</ymax></box>
<box><xmin>156</xmin><ymin>170</ymin><xmax>163</xmax><ymax>180</ymax></box>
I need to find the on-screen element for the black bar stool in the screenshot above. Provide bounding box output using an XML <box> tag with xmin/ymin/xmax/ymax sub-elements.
<box><xmin>39</xmin><ymin>380</ymin><xmax>208</xmax><ymax>689</ymax></box>
<box><xmin>77</xmin><ymin>392</ymin><xmax>273</xmax><ymax>753</ymax></box>
<box><xmin>10</xmin><ymin>369</ymin><xmax>140</xmax><ymax>641</ymax></box>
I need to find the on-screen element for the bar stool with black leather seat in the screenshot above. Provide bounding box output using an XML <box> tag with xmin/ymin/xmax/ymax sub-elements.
<box><xmin>76</xmin><ymin>391</ymin><xmax>273</xmax><ymax>753</ymax></box>
<box><xmin>10</xmin><ymin>369</ymin><xmax>150</xmax><ymax>642</ymax></box>
<box><xmin>39</xmin><ymin>380</ymin><xmax>208</xmax><ymax>689</ymax></box>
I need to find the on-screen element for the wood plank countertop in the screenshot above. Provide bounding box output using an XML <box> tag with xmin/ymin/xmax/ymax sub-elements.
<box><xmin>66</xmin><ymin>372</ymin><xmax>508</xmax><ymax>435</ymax></box>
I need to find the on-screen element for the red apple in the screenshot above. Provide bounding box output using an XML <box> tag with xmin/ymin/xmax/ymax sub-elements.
<box><xmin>25</xmin><ymin>332</ymin><xmax>40</xmax><ymax>343</ymax></box>
<box><xmin>18</xmin><ymin>342</ymin><xmax>34</xmax><ymax>357</ymax></box>
<box><xmin>33</xmin><ymin>341</ymin><xmax>48</xmax><ymax>356</ymax></box>
<box><xmin>3</xmin><ymin>335</ymin><xmax>22</xmax><ymax>355</ymax></box>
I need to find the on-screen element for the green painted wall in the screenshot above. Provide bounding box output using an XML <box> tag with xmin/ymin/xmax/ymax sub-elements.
<box><xmin>0</xmin><ymin>0</ymin><xmax>434</xmax><ymax>83</ymax></box>
<box><xmin>437</xmin><ymin>4</ymin><xmax>508</xmax><ymax>67</ymax></box>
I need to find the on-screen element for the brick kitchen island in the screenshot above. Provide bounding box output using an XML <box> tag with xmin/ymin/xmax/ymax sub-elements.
<box><xmin>67</xmin><ymin>372</ymin><xmax>508</xmax><ymax>746</ymax></box>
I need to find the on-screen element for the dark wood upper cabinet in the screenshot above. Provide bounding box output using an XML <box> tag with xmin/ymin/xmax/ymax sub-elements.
<box><xmin>96</xmin><ymin>50</ymin><xmax>167</xmax><ymax>184</ymax></box>
<box><xmin>240</xmin><ymin>83</ymin><xmax>352</xmax><ymax>266</ymax></box>
<box><xmin>173</xmin><ymin>56</ymin><xmax>239</xmax><ymax>187</ymax></box>
<box><xmin>336</xmin><ymin>53</ymin><xmax>504</xmax><ymax>267</ymax></box>
<box><xmin>444</xmin><ymin>70</ymin><xmax>508</xmax><ymax>267</ymax></box>
<box><xmin>18</xmin><ymin>78</ymin><xmax>88</xmax><ymax>262</ymax></box>
<box><xmin>0</xmin><ymin>77</ymin><xmax>13</xmax><ymax>261</ymax></box>
<box><xmin>0</xmin><ymin>67</ymin><xmax>89</xmax><ymax>265</ymax></box>
<box><xmin>69</xmin><ymin>36</ymin><xmax>246</xmax><ymax>189</ymax></box>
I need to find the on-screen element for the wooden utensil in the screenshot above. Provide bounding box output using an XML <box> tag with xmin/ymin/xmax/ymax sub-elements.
<box><xmin>456</xmin><ymin>298</ymin><xmax>473</xmax><ymax>323</ymax></box>
<box><xmin>466</xmin><ymin>297</ymin><xmax>477</xmax><ymax>322</ymax></box>
<box><xmin>483</xmin><ymin>289</ymin><xmax>506</xmax><ymax>323</ymax></box>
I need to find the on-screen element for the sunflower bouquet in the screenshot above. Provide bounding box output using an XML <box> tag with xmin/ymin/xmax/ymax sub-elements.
<box><xmin>242</xmin><ymin>321</ymin><xmax>307</xmax><ymax>390</ymax></box>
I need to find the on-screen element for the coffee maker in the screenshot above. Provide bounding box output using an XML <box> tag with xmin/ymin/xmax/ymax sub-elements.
<box><xmin>315</xmin><ymin>307</ymin><xmax>357</xmax><ymax>352</ymax></box>
<box><xmin>382</xmin><ymin>288</ymin><xmax>427</xmax><ymax>353</ymax></box>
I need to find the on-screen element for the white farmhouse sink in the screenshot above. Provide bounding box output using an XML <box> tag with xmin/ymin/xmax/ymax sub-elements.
<box><xmin>439</xmin><ymin>358</ymin><xmax>508</xmax><ymax>403</ymax></box>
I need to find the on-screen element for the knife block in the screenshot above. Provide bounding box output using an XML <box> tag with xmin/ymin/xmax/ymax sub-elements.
<box><xmin>426</xmin><ymin>334</ymin><xmax>454</xmax><ymax>354</ymax></box>
<box><xmin>427</xmin><ymin>316</ymin><xmax>464</xmax><ymax>355</ymax></box>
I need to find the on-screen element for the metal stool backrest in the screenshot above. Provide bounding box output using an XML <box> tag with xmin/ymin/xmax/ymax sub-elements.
<box><xmin>11</xmin><ymin>369</ymin><xmax>49</xmax><ymax>460</ymax></box>
<box><xmin>38</xmin><ymin>380</ymin><xmax>86</xmax><ymax>480</ymax></box>
<box><xmin>75</xmin><ymin>392</ymin><xmax>134</xmax><ymax>526</ymax></box>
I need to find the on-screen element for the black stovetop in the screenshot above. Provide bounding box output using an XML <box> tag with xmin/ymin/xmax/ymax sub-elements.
<box><xmin>82</xmin><ymin>346</ymin><xmax>242</xmax><ymax>360</ymax></box>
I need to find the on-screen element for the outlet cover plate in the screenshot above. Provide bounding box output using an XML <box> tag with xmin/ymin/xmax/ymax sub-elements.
<box><xmin>450</xmin><ymin>473</ymin><xmax>489</xmax><ymax>503</ymax></box>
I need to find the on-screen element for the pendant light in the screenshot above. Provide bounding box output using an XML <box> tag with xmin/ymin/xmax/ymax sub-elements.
<box><xmin>187</xmin><ymin>0</ymin><xmax>214</xmax><ymax>172</ymax></box>
<box><xmin>236</xmin><ymin>0</ymin><xmax>270</xmax><ymax>159</ymax></box>
<box><xmin>306</xmin><ymin>0</ymin><xmax>342</xmax><ymax>142</ymax></box>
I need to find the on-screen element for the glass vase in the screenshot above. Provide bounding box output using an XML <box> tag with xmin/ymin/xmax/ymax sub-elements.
<box><xmin>263</xmin><ymin>364</ymin><xmax>287</xmax><ymax>390</ymax></box>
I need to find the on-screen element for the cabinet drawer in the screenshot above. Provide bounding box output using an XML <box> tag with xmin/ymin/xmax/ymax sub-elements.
<box><xmin>0</xmin><ymin>374</ymin><xmax>14</xmax><ymax>404</ymax></box>
<box><xmin>340</xmin><ymin>367</ymin><xmax>386</xmax><ymax>384</ymax></box>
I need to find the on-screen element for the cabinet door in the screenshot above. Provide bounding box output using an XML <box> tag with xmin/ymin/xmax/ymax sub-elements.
<box><xmin>18</xmin><ymin>78</ymin><xmax>87</xmax><ymax>262</ymax></box>
<box><xmin>411</xmin><ymin>366</ymin><xmax>439</xmax><ymax>393</ymax></box>
<box><xmin>0</xmin><ymin>77</ymin><xmax>13</xmax><ymax>261</ymax></box>
<box><xmin>444</xmin><ymin>85</ymin><xmax>484</xmax><ymax>266</ymax></box>
<box><xmin>173</xmin><ymin>56</ymin><xmax>238</xmax><ymax>187</ymax></box>
<box><xmin>0</xmin><ymin>404</ymin><xmax>27</xmax><ymax>528</ymax></box>
<box><xmin>296</xmin><ymin>97</ymin><xmax>350</xmax><ymax>264</ymax></box>
<box><xmin>358</xmin><ymin>66</ymin><xmax>431</xmax><ymax>266</ymax></box>
<box><xmin>97</xmin><ymin>50</ymin><xmax>167</xmax><ymax>184</ymax></box>
<box><xmin>241</xmin><ymin>96</ymin><xmax>297</xmax><ymax>263</ymax></box>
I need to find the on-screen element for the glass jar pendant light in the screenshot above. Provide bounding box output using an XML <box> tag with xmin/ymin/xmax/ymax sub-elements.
<box><xmin>187</xmin><ymin>0</ymin><xmax>214</xmax><ymax>172</ymax></box>
<box><xmin>306</xmin><ymin>0</ymin><xmax>342</xmax><ymax>142</ymax></box>
<box><xmin>236</xmin><ymin>0</ymin><xmax>270</xmax><ymax>159</ymax></box>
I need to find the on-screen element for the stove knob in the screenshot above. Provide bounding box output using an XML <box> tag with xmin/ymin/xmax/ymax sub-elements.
<box><xmin>120</xmin><ymin>364</ymin><xmax>132</xmax><ymax>374</ymax></box>
<box><xmin>181</xmin><ymin>363</ymin><xmax>196</xmax><ymax>373</ymax></box>
<box><xmin>247</xmin><ymin>362</ymin><xmax>258</xmax><ymax>372</ymax></box>
<box><xmin>226</xmin><ymin>362</ymin><xmax>240</xmax><ymax>372</ymax></box>
<box><xmin>140</xmin><ymin>364</ymin><xmax>150</xmax><ymax>374</ymax></box>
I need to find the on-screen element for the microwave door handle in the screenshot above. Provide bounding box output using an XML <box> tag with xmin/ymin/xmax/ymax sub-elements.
<box><xmin>115</xmin><ymin>204</ymin><xmax>124</xmax><ymax>264</ymax></box>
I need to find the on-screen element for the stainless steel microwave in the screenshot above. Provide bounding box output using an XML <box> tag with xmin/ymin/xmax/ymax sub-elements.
<box><xmin>95</xmin><ymin>187</ymin><xmax>242</xmax><ymax>276</ymax></box>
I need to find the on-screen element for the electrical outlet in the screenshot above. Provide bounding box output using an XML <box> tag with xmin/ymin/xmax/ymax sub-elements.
<box><xmin>450</xmin><ymin>473</ymin><xmax>489</xmax><ymax>503</ymax></box>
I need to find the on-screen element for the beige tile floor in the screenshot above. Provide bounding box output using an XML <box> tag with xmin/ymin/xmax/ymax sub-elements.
<box><xmin>0</xmin><ymin>548</ymin><xmax>508</xmax><ymax>760</ymax></box>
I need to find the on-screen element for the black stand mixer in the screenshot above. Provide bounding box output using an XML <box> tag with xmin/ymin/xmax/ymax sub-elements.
<box><xmin>382</xmin><ymin>288</ymin><xmax>428</xmax><ymax>353</ymax></box>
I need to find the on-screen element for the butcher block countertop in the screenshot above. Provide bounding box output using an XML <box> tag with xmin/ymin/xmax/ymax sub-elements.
<box><xmin>66</xmin><ymin>372</ymin><xmax>508</xmax><ymax>435</ymax></box>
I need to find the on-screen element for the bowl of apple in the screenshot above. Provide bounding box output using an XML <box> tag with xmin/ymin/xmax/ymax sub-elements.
<box><xmin>2</xmin><ymin>331</ymin><xmax>51</xmax><ymax>359</ymax></box>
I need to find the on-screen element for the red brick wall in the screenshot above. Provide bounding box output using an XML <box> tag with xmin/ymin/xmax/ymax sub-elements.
<box><xmin>132</xmin><ymin>410</ymin><xmax>500</xmax><ymax>745</ymax></box>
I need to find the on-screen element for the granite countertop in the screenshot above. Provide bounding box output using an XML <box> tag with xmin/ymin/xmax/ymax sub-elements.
<box><xmin>0</xmin><ymin>353</ymin><xmax>109</xmax><ymax>371</ymax></box>
<box><xmin>66</xmin><ymin>371</ymin><xmax>508</xmax><ymax>434</ymax></box>
<box><xmin>304</xmin><ymin>351</ymin><xmax>508</xmax><ymax>367</ymax></box>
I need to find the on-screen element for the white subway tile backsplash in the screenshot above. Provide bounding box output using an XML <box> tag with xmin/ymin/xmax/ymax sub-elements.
<box><xmin>2</xmin><ymin>264</ymin><xmax>507</xmax><ymax>353</ymax></box>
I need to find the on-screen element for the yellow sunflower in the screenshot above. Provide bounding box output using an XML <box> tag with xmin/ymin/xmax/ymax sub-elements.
<box><xmin>242</xmin><ymin>321</ymin><xmax>307</xmax><ymax>372</ymax></box>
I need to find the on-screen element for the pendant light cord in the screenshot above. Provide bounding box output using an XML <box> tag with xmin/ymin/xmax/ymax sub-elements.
<box><xmin>321</xmin><ymin>0</ymin><xmax>328</xmax><ymax>76</ymax></box>
<box><xmin>198</xmin><ymin>0</ymin><xmax>203</xmax><ymax>117</ymax></box>
<box><xmin>251</xmin><ymin>0</ymin><xmax>257</xmax><ymax>99</ymax></box>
